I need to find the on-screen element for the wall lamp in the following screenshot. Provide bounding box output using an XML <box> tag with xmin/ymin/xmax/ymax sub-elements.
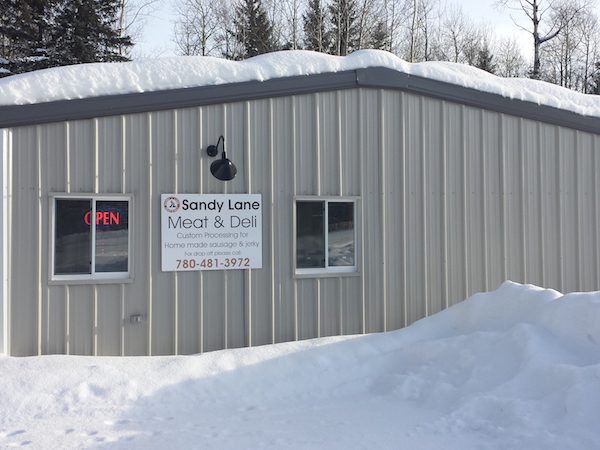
<box><xmin>206</xmin><ymin>135</ymin><xmax>237</xmax><ymax>181</ymax></box>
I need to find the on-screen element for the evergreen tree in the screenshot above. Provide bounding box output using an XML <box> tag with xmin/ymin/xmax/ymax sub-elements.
<box><xmin>475</xmin><ymin>42</ymin><xmax>496</xmax><ymax>74</ymax></box>
<box><xmin>303</xmin><ymin>0</ymin><xmax>330</xmax><ymax>53</ymax></box>
<box><xmin>0</xmin><ymin>0</ymin><xmax>132</xmax><ymax>76</ymax></box>
<box><xmin>233</xmin><ymin>0</ymin><xmax>276</xmax><ymax>59</ymax></box>
<box><xmin>590</xmin><ymin>61</ymin><xmax>600</xmax><ymax>95</ymax></box>
<box><xmin>369</xmin><ymin>20</ymin><xmax>389</xmax><ymax>51</ymax></box>
<box><xmin>0</xmin><ymin>0</ymin><xmax>56</xmax><ymax>77</ymax></box>
<box><xmin>0</xmin><ymin>0</ymin><xmax>16</xmax><ymax>76</ymax></box>
<box><xmin>329</xmin><ymin>0</ymin><xmax>358</xmax><ymax>56</ymax></box>
<box><xmin>51</xmin><ymin>0</ymin><xmax>132</xmax><ymax>66</ymax></box>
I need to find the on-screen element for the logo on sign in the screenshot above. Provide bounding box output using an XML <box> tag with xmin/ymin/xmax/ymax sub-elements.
<box><xmin>164</xmin><ymin>196</ymin><xmax>180</xmax><ymax>213</ymax></box>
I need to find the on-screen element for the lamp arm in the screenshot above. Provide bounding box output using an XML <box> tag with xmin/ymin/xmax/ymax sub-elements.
<box><xmin>216</xmin><ymin>135</ymin><xmax>225</xmax><ymax>152</ymax></box>
<box><xmin>206</xmin><ymin>135</ymin><xmax>226</xmax><ymax>158</ymax></box>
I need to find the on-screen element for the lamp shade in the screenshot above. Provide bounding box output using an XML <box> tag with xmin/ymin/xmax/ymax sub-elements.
<box><xmin>210</xmin><ymin>153</ymin><xmax>237</xmax><ymax>181</ymax></box>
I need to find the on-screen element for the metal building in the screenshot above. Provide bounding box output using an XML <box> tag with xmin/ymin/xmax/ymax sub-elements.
<box><xmin>1</xmin><ymin>66</ymin><xmax>599</xmax><ymax>357</ymax></box>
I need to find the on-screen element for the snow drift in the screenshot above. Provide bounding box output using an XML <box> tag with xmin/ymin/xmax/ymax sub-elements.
<box><xmin>1</xmin><ymin>50</ymin><xmax>599</xmax><ymax>118</ymax></box>
<box><xmin>0</xmin><ymin>281</ymin><xmax>599</xmax><ymax>449</ymax></box>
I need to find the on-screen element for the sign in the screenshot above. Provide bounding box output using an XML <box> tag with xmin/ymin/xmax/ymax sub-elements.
<box><xmin>161</xmin><ymin>193</ymin><xmax>262</xmax><ymax>271</ymax></box>
<box><xmin>84</xmin><ymin>210</ymin><xmax>121</xmax><ymax>226</ymax></box>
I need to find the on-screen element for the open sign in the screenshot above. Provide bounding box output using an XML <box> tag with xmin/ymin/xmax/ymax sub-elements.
<box><xmin>84</xmin><ymin>210</ymin><xmax>121</xmax><ymax>226</ymax></box>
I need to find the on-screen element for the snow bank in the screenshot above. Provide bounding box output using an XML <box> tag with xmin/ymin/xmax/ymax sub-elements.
<box><xmin>0</xmin><ymin>50</ymin><xmax>599</xmax><ymax>118</ymax></box>
<box><xmin>1</xmin><ymin>281</ymin><xmax>600</xmax><ymax>449</ymax></box>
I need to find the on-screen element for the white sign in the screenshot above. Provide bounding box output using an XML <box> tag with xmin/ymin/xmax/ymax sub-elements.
<box><xmin>161</xmin><ymin>194</ymin><xmax>262</xmax><ymax>271</ymax></box>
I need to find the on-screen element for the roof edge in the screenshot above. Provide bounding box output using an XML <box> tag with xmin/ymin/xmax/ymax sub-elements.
<box><xmin>0</xmin><ymin>67</ymin><xmax>599</xmax><ymax>134</ymax></box>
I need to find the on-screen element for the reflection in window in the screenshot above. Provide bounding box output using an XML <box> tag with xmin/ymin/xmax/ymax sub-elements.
<box><xmin>328</xmin><ymin>202</ymin><xmax>354</xmax><ymax>267</ymax></box>
<box><xmin>296</xmin><ymin>199</ymin><xmax>356</xmax><ymax>272</ymax></box>
<box><xmin>55</xmin><ymin>199</ymin><xmax>92</xmax><ymax>275</ymax></box>
<box><xmin>95</xmin><ymin>201</ymin><xmax>129</xmax><ymax>272</ymax></box>
<box><xmin>296</xmin><ymin>201</ymin><xmax>325</xmax><ymax>269</ymax></box>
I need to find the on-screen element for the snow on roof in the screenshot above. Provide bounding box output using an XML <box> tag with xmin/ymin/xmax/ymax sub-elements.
<box><xmin>0</xmin><ymin>50</ymin><xmax>599</xmax><ymax>118</ymax></box>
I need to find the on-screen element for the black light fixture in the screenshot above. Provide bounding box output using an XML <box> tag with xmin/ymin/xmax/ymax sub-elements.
<box><xmin>206</xmin><ymin>135</ymin><xmax>237</xmax><ymax>181</ymax></box>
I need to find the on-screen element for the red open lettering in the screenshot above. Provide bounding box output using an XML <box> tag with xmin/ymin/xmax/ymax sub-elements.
<box><xmin>84</xmin><ymin>210</ymin><xmax>120</xmax><ymax>225</ymax></box>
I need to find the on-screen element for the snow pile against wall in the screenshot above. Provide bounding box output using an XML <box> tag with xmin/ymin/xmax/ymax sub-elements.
<box><xmin>0</xmin><ymin>50</ymin><xmax>599</xmax><ymax>117</ymax></box>
<box><xmin>0</xmin><ymin>281</ymin><xmax>599</xmax><ymax>449</ymax></box>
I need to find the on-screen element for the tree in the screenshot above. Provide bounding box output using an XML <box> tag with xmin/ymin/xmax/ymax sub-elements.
<box><xmin>0</xmin><ymin>0</ymin><xmax>57</xmax><ymax>76</ymax></box>
<box><xmin>495</xmin><ymin>37</ymin><xmax>527</xmax><ymax>77</ymax></box>
<box><xmin>402</xmin><ymin>0</ymin><xmax>442</xmax><ymax>62</ymax></box>
<box><xmin>51</xmin><ymin>0</ymin><xmax>133</xmax><ymax>65</ymax></box>
<box><xmin>580</xmin><ymin>14</ymin><xmax>599</xmax><ymax>92</ymax></box>
<box><xmin>589</xmin><ymin>61</ymin><xmax>600</xmax><ymax>93</ymax></box>
<box><xmin>263</xmin><ymin>0</ymin><xmax>283</xmax><ymax>51</ymax></box>
<box><xmin>463</xmin><ymin>26</ymin><xmax>490</xmax><ymax>66</ymax></box>
<box><xmin>233</xmin><ymin>0</ymin><xmax>276</xmax><ymax>58</ymax></box>
<box><xmin>214</xmin><ymin>1</ymin><xmax>243</xmax><ymax>59</ymax></box>
<box><xmin>329</xmin><ymin>0</ymin><xmax>359</xmax><ymax>55</ymax></box>
<box><xmin>355</xmin><ymin>0</ymin><xmax>378</xmax><ymax>50</ymax></box>
<box><xmin>497</xmin><ymin>0</ymin><xmax>588</xmax><ymax>79</ymax></box>
<box><xmin>116</xmin><ymin>0</ymin><xmax>159</xmax><ymax>58</ymax></box>
<box><xmin>381</xmin><ymin>0</ymin><xmax>404</xmax><ymax>54</ymax></box>
<box><xmin>538</xmin><ymin>4</ymin><xmax>600</xmax><ymax>91</ymax></box>
<box><xmin>0</xmin><ymin>0</ymin><xmax>134</xmax><ymax>76</ymax></box>
<box><xmin>303</xmin><ymin>0</ymin><xmax>330</xmax><ymax>52</ymax></box>
<box><xmin>439</xmin><ymin>4</ymin><xmax>467</xmax><ymax>62</ymax></box>
<box><xmin>475</xmin><ymin>41</ymin><xmax>496</xmax><ymax>73</ymax></box>
<box><xmin>438</xmin><ymin>5</ymin><xmax>483</xmax><ymax>65</ymax></box>
<box><xmin>174</xmin><ymin>0</ymin><xmax>220</xmax><ymax>56</ymax></box>
<box><xmin>541</xmin><ymin>2</ymin><xmax>588</xmax><ymax>88</ymax></box>
<box><xmin>369</xmin><ymin>19</ymin><xmax>389</xmax><ymax>49</ymax></box>
<box><xmin>408</xmin><ymin>0</ymin><xmax>418</xmax><ymax>61</ymax></box>
<box><xmin>419</xmin><ymin>0</ymin><xmax>442</xmax><ymax>61</ymax></box>
<box><xmin>281</xmin><ymin>0</ymin><xmax>303</xmax><ymax>50</ymax></box>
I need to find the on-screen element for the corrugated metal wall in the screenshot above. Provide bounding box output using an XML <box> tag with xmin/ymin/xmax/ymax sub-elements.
<box><xmin>5</xmin><ymin>88</ymin><xmax>600</xmax><ymax>356</ymax></box>
<box><xmin>0</xmin><ymin>128</ymin><xmax>7</xmax><ymax>355</ymax></box>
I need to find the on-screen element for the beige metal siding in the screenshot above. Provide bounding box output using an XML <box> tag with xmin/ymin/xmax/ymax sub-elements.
<box><xmin>0</xmin><ymin>129</ymin><xmax>8</xmax><ymax>355</ymax></box>
<box><xmin>123</xmin><ymin>113</ymin><xmax>150</xmax><ymax>356</ymax></box>
<box><xmin>5</xmin><ymin>87</ymin><xmax>600</xmax><ymax>356</ymax></box>
<box><xmin>11</xmin><ymin>126</ymin><xmax>38</xmax><ymax>356</ymax></box>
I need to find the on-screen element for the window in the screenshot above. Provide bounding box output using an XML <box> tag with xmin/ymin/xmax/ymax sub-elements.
<box><xmin>51</xmin><ymin>195</ymin><xmax>131</xmax><ymax>281</ymax></box>
<box><xmin>295</xmin><ymin>198</ymin><xmax>358</xmax><ymax>275</ymax></box>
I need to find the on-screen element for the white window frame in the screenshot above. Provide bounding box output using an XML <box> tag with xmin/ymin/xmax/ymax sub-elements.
<box><xmin>49</xmin><ymin>193</ymin><xmax>133</xmax><ymax>284</ymax></box>
<box><xmin>294</xmin><ymin>196</ymin><xmax>360</xmax><ymax>278</ymax></box>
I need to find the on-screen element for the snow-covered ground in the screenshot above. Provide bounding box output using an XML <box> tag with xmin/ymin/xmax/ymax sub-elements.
<box><xmin>1</xmin><ymin>281</ymin><xmax>599</xmax><ymax>449</ymax></box>
<box><xmin>1</xmin><ymin>50</ymin><xmax>600</xmax><ymax>119</ymax></box>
